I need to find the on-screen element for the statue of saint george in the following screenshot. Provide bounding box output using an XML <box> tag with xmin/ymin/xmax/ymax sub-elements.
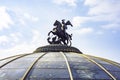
<box><xmin>47</xmin><ymin>19</ymin><xmax>73</xmax><ymax>46</ymax></box>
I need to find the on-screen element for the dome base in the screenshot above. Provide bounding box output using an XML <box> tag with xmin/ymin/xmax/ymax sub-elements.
<box><xmin>34</xmin><ymin>44</ymin><xmax>82</xmax><ymax>53</ymax></box>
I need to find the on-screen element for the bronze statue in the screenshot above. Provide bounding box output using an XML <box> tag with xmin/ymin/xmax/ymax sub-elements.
<box><xmin>47</xmin><ymin>19</ymin><xmax>73</xmax><ymax>46</ymax></box>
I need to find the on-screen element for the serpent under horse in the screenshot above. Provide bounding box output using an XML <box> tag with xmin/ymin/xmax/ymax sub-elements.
<box><xmin>48</xmin><ymin>20</ymin><xmax>72</xmax><ymax>46</ymax></box>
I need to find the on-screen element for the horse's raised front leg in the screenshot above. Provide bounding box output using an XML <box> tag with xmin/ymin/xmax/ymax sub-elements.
<box><xmin>48</xmin><ymin>31</ymin><xmax>52</xmax><ymax>36</ymax></box>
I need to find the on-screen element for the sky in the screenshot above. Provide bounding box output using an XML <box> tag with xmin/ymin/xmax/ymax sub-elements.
<box><xmin>0</xmin><ymin>0</ymin><xmax>120</xmax><ymax>63</ymax></box>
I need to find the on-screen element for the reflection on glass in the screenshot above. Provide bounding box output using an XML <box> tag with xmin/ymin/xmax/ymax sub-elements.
<box><xmin>65</xmin><ymin>53</ymin><xmax>111</xmax><ymax>79</ymax></box>
<box><xmin>27</xmin><ymin>69</ymin><xmax>69</xmax><ymax>79</ymax></box>
<box><xmin>0</xmin><ymin>69</ymin><xmax>26</xmax><ymax>80</ymax></box>
<box><xmin>0</xmin><ymin>53</ymin><xmax>44</xmax><ymax>79</ymax></box>
<box><xmin>35</xmin><ymin>61</ymin><xmax>67</xmax><ymax>68</ymax></box>
<box><xmin>72</xmin><ymin>69</ymin><xmax>111</xmax><ymax>79</ymax></box>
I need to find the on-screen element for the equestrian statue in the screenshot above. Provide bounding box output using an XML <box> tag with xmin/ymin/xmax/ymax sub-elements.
<box><xmin>47</xmin><ymin>19</ymin><xmax>73</xmax><ymax>46</ymax></box>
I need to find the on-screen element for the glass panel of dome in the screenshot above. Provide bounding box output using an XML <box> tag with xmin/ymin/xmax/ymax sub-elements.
<box><xmin>101</xmin><ymin>64</ymin><xmax>120</xmax><ymax>71</ymax></box>
<box><xmin>40</xmin><ymin>58</ymin><xmax>65</xmax><ymax>61</ymax></box>
<box><xmin>39</xmin><ymin>53</ymin><xmax>65</xmax><ymax>61</ymax></box>
<box><xmin>34</xmin><ymin>52</ymin><xmax>67</xmax><ymax>68</ymax></box>
<box><xmin>34</xmin><ymin>61</ymin><xmax>67</xmax><ymax>68</ymax></box>
<box><xmin>45</xmin><ymin>52</ymin><xmax>62</xmax><ymax>56</ymax></box>
<box><xmin>65</xmin><ymin>55</ymin><xmax>89</xmax><ymax>62</ymax></box>
<box><xmin>90</xmin><ymin>57</ymin><xmax>111</xmax><ymax>64</ymax></box>
<box><xmin>1</xmin><ymin>53</ymin><xmax>44</xmax><ymax>69</ymax></box>
<box><xmin>70</xmin><ymin>62</ymin><xmax>101</xmax><ymax>70</ymax></box>
<box><xmin>1</xmin><ymin>58</ymin><xmax>38</xmax><ymax>69</ymax></box>
<box><xmin>28</xmin><ymin>78</ymin><xmax>69</xmax><ymax>80</ymax></box>
<box><xmin>43</xmin><ymin>52</ymin><xmax>63</xmax><ymax>58</ymax></box>
<box><xmin>0</xmin><ymin>69</ymin><xmax>26</xmax><ymax>80</ymax></box>
<box><xmin>65</xmin><ymin>52</ymin><xmax>83</xmax><ymax>57</ymax></box>
<box><xmin>65</xmin><ymin>53</ymin><xmax>112</xmax><ymax>79</ymax></box>
<box><xmin>90</xmin><ymin>57</ymin><xmax>120</xmax><ymax>71</ymax></box>
<box><xmin>67</xmin><ymin>57</ymin><xmax>89</xmax><ymax>62</ymax></box>
<box><xmin>71</xmin><ymin>69</ymin><xmax>111</xmax><ymax>79</ymax></box>
<box><xmin>27</xmin><ymin>69</ymin><xmax>70</xmax><ymax>79</ymax></box>
<box><xmin>109</xmin><ymin>71</ymin><xmax>120</xmax><ymax>79</ymax></box>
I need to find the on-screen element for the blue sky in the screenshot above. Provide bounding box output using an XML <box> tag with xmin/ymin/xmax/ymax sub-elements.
<box><xmin>0</xmin><ymin>0</ymin><xmax>120</xmax><ymax>63</ymax></box>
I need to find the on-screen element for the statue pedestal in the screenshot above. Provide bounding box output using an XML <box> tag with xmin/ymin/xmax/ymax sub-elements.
<box><xmin>34</xmin><ymin>44</ymin><xmax>82</xmax><ymax>54</ymax></box>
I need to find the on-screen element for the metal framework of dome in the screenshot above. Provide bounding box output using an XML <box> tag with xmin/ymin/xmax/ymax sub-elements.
<box><xmin>0</xmin><ymin>44</ymin><xmax>120</xmax><ymax>80</ymax></box>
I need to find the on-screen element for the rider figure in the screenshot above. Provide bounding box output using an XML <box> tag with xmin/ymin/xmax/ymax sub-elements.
<box><xmin>61</xmin><ymin>19</ymin><xmax>67</xmax><ymax>37</ymax></box>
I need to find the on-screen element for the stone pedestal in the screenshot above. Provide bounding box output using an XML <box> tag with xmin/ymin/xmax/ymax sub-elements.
<box><xmin>34</xmin><ymin>44</ymin><xmax>82</xmax><ymax>53</ymax></box>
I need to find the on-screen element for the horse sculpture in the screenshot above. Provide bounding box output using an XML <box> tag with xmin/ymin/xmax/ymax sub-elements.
<box><xmin>47</xmin><ymin>20</ymin><xmax>73</xmax><ymax>46</ymax></box>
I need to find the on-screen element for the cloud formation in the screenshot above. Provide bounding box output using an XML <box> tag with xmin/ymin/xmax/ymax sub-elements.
<box><xmin>53</xmin><ymin>0</ymin><xmax>77</xmax><ymax>6</ymax></box>
<box><xmin>72</xmin><ymin>16</ymin><xmax>90</xmax><ymax>27</ymax></box>
<box><xmin>0</xmin><ymin>35</ymin><xmax>9</xmax><ymax>44</ymax></box>
<box><xmin>0</xmin><ymin>29</ymin><xmax>47</xmax><ymax>59</ymax></box>
<box><xmin>0</xmin><ymin>6</ymin><xmax>41</xmax><ymax>59</ymax></box>
<box><xmin>73</xmin><ymin>27</ymin><xmax>94</xmax><ymax>35</ymax></box>
<box><xmin>0</xmin><ymin>6</ymin><xmax>14</xmax><ymax>30</ymax></box>
<box><xmin>72</xmin><ymin>0</ymin><xmax>120</xmax><ymax>33</ymax></box>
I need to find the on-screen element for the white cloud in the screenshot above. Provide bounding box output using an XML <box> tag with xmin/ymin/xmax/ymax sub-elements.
<box><xmin>23</xmin><ymin>13</ymin><xmax>39</xmax><ymax>22</ymax></box>
<box><xmin>19</xmin><ymin>18</ymin><xmax>26</xmax><ymax>25</ymax></box>
<box><xmin>73</xmin><ymin>27</ymin><xmax>94</xmax><ymax>35</ymax></box>
<box><xmin>31</xmin><ymin>30</ymin><xmax>41</xmax><ymax>43</ymax></box>
<box><xmin>0</xmin><ymin>42</ymin><xmax>35</xmax><ymax>59</ymax></box>
<box><xmin>0</xmin><ymin>32</ymin><xmax>23</xmax><ymax>48</ymax></box>
<box><xmin>0</xmin><ymin>30</ymin><xmax>47</xmax><ymax>59</ymax></box>
<box><xmin>53</xmin><ymin>0</ymin><xmax>77</xmax><ymax>6</ymax></box>
<box><xmin>84</xmin><ymin>0</ymin><xmax>101</xmax><ymax>7</ymax></box>
<box><xmin>101</xmin><ymin>23</ymin><xmax>120</xmax><ymax>30</ymax></box>
<box><xmin>0</xmin><ymin>6</ymin><xmax>14</xmax><ymax>30</ymax></box>
<box><xmin>17</xmin><ymin>13</ymin><xmax>39</xmax><ymax>25</ymax></box>
<box><xmin>3</xmin><ymin>7</ymin><xmax>39</xmax><ymax>26</ymax></box>
<box><xmin>96</xmin><ymin>31</ymin><xmax>104</xmax><ymax>35</ymax></box>
<box><xmin>0</xmin><ymin>6</ymin><xmax>39</xmax><ymax>30</ymax></box>
<box><xmin>72</xmin><ymin>16</ymin><xmax>90</xmax><ymax>27</ymax></box>
<box><xmin>72</xmin><ymin>0</ymin><xmax>120</xmax><ymax>32</ymax></box>
<box><xmin>10</xmin><ymin>32</ymin><xmax>22</xmax><ymax>43</ymax></box>
<box><xmin>84</xmin><ymin>0</ymin><xmax>120</xmax><ymax>23</ymax></box>
<box><xmin>0</xmin><ymin>35</ymin><xmax>9</xmax><ymax>44</ymax></box>
<box><xmin>31</xmin><ymin>30</ymin><xmax>47</xmax><ymax>46</ymax></box>
<box><xmin>86</xmin><ymin>0</ymin><xmax>120</xmax><ymax>16</ymax></box>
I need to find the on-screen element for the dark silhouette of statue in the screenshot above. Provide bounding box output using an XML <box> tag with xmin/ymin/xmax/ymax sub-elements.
<box><xmin>47</xmin><ymin>19</ymin><xmax>73</xmax><ymax>46</ymax></box>
<box><xmin>61</xmin><ymin>19</ymin><xmax>73</xmax><ymax>38</ymax></box>
<box><xmin>47</xmin><ymin>36</ymin><xmax>61</xmax><ymax>44</ymax></box>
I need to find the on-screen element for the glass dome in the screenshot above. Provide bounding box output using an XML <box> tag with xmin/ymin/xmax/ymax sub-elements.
<box><xmin>0</xmin><ymin>44</ymin><xmax>120</xmax><ymax>80</ymax></box>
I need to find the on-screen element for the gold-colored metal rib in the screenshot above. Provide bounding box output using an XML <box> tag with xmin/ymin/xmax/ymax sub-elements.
<box><xmin>81</xmin><ymin>54</ymin><xmax>116</xmax><ymax>80</ymax></box>
<box><xmin>20</xmin><ymin>53</ymin><xmax>46</xmax><ymax>80</ymax></box>
<box><xmin>86</xmin><ymin>54</ymin><xmax>120</xmax><ymax>68</ymax></box>
<box><xmin>0</xmin><ymin>54</ymin><xmax>30</xmax><ymax>68</ymax></box>
<box><xmin>60</xmin><ymin>52</ymin><xmax>73</xmax><ymax>80</ymax></box>
<box><xmin>102</xmin><ymin>58</ymin><xmax>120</xmax><ymax>68</ymax></box>
<box><xmin>0</xmin><ymin>55</ymin><xmax>19</xmax><ymax>61</ymax></box>
<box><xmin>0</xmin><ymin>53</ymin><xmax>33</xmax><ymax>61</ymax></box>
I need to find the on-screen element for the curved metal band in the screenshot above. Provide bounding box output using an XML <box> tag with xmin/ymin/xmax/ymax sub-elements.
<box><xmin>81</xmin><ymin>54</ymin><xmax>116</xmax><ymax>80</ymax></box>
<box><xmin>60</xmin><ymin>52</ymin><xmax>73</xmax><ymax>80</ymax></box>
<box><xmin>88</xmin><ymin>54</ymin><xmax>120</xmax><ymax>68</ymax></box>
<box><xmin>0</xmin><ymin>54</ymin><xmax>30</xmax><ymax>68</ymax></box>
<box><xmin>20</xmin><ymin>53</ymin><xmax>46</xmax><ymax>80</ymax></box>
